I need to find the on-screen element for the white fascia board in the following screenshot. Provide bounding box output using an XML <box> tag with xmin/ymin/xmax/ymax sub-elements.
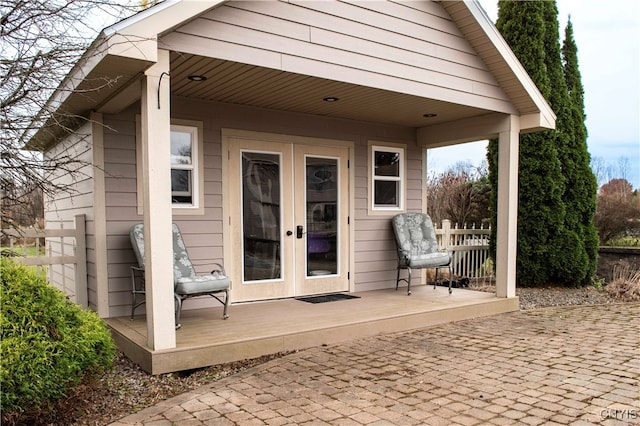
<box><xmin>102</xmin><ymin>0</ymin><xmax>181</xmax><ymax>37</ymax></box>
<box><xmin>465</xmin><ymin>0</ymin><xmax>556</xmax><ymax>131</ymax></box>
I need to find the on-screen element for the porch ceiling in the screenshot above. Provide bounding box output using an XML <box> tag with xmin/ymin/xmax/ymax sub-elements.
<box><xmin>169</xmin><ymin>53</ymin><xmax>488</xmax><ymax>129</ymax></box>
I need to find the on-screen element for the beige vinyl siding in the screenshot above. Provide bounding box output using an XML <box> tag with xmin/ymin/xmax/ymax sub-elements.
<box><xmin>353</xmin><ymin>141</ymin><xmax>424</xmax><ymax>291</ymax></box>
<box><xmin>161</xmin><ymin>0</ymin><xmax>510</xmax><ymax>113</ymax></box>
<box><xmin>102</xmin><ymin>106</ymin><xmax>226</xmax><ymax>316</ymax></box>
<box><xmin>44</xmin><ymin>113</ymin><xmax>424</xmax><ymax>316</ymax></box>
<box><xmin>102</xmin><ymin>112</ymin><xmax>138</xmax><ymax>316</ymax></box>
<box><xmin>43</xmin><ymin>124</ymin><xmax>95</xmax><ymax>306</ymax></box>
<box><xmin>101</xmin><ymin>111</ymin><xmax>224</xmax><ymax>315</ymax></box>
<box><xmin>101</xmin><ymin>97</ymin><xmax>421</xmax><ymax>315</ymax></box>
<box><xmin>178</xmin><ymin>98</ymin><xmax>421</xmax><ymax>295</ymax></box>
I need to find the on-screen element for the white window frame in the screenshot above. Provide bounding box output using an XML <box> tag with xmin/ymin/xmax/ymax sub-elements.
<box><xmin>368</xmin><ymin>142</ymin><xmax>406</xmax><ymax>214</ymax></box>
<box><xmin>136</xmin><ymin>117</ymin><xmax>205</xmax><ymax>215</ymax></box>
<box><xmin>170</xmin><ymin>125</ymin><xmax>197</xmax><ymax>203</ymax></box>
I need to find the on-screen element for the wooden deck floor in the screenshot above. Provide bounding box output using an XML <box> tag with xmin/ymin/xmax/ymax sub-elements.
<box><xmin>106</xmin><ymin>286</ymin><xmax>519</xmax><ymax>374</ymax></box>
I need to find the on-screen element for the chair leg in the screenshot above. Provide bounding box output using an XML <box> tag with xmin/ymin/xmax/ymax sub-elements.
<box><xmin>131</xmin><ymin>296</ymin><xmax>144</xmax><ymax>320</ymax></box>
<box><xmin>130</xmin><ymin>269</ymin><xmax>144</xmax><ymax>320</ymax></box>
<box><xmin>131</xmin><ymin>293</ymin><xmax>136</xmax><ymax>320</ymax></box>
<box><xmin>222</xmin><ymin>289</ymin><xmax>229</xmax><ymax>320</ymax></box>
<box><xmin>174</xmin><ymin>293</ymin><xmax>182</xmax><ymax>330</ymax></box>
<box><xmin>434</xmin><ymin>267</ymin><xmax>438</xmax><ymax>289</ymax></box>
<box><xmin>396</xmin><ymin>265</ymin><xmax>412</xmax><ymax>295</ymax></box>
<box><xmin>448</xmin><ymin>265</ymin><xmax>453</xmax><ymax>294</ymax></box>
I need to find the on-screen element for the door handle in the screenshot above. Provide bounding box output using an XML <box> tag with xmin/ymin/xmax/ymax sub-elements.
<box><xmin>296</xmin><ymin>225</ymin><xmax>304</xmax><ymax>239</ymax></box>
<box><xmin>286</xmin><ymin>230</ymin><xmax>293</xmax><ymax>236</ymax></box>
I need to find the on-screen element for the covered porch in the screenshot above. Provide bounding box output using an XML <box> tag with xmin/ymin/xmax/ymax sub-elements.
<box><xmin>106</xmin><ymin>285</ymin><xmax>518</xmax><ymax>375</ymax></box>
<box><xmin>30</xmin><ymin>0</ymin><xmax>555</xmax><ymax>374</ymax></box>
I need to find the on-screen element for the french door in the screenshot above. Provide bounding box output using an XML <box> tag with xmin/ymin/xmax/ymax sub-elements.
<box><xmin>228</xmin><ymin>138</ymin><xmax>349</xmax><ymax>302</ymax></box>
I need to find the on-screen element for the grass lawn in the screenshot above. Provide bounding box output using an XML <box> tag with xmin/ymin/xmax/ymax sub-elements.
<box><xmin>1</xmin><ymin>245</ymin><xmax>46</xmax><ymax>257</ymax></box>
<box><xmin>605</xmin><ymin>236</ymin><xmax>640</xmax><ymax>247</ymax></box>
<box><xmin>1</xmin><ymin>245</ymin><xmax>48</xmax><ymax>276</ymax></box>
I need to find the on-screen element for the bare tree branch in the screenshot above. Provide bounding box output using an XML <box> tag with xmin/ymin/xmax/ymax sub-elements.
<box><xmin>1</xmin><ymin>0</ymin><xmax>139</xmax><ymax>234</ymax></box>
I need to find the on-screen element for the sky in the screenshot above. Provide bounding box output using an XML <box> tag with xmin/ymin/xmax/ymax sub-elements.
<box><xmin>428</xmin><ymin>0</ymin><xmax>640</xmax><ymax>189</ymax></box>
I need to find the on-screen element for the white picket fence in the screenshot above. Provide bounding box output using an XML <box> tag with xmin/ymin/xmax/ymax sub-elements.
<box><xmin>434</xmin><ymin>219</ymin><xmax>492</xmax><ymax>279</ymax></box>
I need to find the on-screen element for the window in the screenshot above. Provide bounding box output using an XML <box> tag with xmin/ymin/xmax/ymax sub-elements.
<box><xmin>170</xmin><ymin>126</ymin><xmax>197</xmax><ymax>205</ymax></box>
<box><xmin>136</xmin><ymin>118</ymin><xmax>204</xmax><ymax>215</ymax></box>
<box><xmin>370</xmin><ymin>144</ymin><xmax>405</xmax><ymax>212</ymax></box>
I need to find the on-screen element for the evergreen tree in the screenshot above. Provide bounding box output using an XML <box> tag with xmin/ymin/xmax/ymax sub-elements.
<box><xmin>562</xmin><ymin>18</ymin><xmax>600</xmax><ymax>284</ymax></box>
<box><xmin>488</xmin><ymin>1</ymin><xmax>565</xmax><ymax>286</ymax></box>
<box><xmin>540</xmin><ymin>1</ymin><xmax>589</xmax><ymax>286</ymax></box>
<box><xmin>489</xmin><ymin>1</ymin><xmax>599</xmax><ymax>287</ymax></box>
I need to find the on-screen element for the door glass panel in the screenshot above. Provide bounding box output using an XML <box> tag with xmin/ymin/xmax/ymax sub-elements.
<box><xmin>242</xmin><ymin>152</ymin><xmax>281</xmax><ymax>281</ymax></box>
<box><xmin>306</xmin><ymin>157</ymin><xmax>338</xmax><ymax>276</ymax></box>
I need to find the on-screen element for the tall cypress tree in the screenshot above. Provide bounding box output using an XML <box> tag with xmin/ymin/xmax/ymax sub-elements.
<box><xmin>488</xmin><ymin>0</ymin><xmax>565</xmax><ymax>286</ymax></box>
<box><xmin>562</xmin><ymin>18</ymin><xmax>599</xmax><ymax>285</ymax></box>
<box><xmin>489</xmin><ymin>1</ymin><xmax>598</xmax><ymax>287</ymax></box>
<box><xmin>540</xmin><ymin>1</ymin><xmax>589</xmax><ymax>286</ymax></box>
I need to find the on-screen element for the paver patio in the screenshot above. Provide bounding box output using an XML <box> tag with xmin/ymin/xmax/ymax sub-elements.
<box><xmin>110</xmin><ymin>303</ymin><xmax>639</xmax><ymax>426</ymax></box>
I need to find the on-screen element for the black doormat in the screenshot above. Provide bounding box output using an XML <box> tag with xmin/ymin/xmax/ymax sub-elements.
<box><xmin>297</xmin><ymin>293</ymin><xmax>361</xmax><ymax>304</ymax></box>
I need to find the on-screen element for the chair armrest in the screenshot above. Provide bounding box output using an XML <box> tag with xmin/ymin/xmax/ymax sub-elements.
<box><xmin>438</xmin><ymin>249</ymin><xmax>454</xmax><ymax>266</ymax></box>
<box><xmin>190</xmin><ymin>261</ymin><xmax>227</xmax><ymax>276</ymax></box>
<box><xmin>210</xmin><ymin>262</ymin><xmax>227</xmax><ymax>276</ymax></box>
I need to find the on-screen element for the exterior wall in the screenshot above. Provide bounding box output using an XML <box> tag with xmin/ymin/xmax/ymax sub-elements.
<box><xmin>161</xmin><ymin>0</ymin><xmax>510</xmax><ymax>113</ymax></box>
<box><xmin>43</xmin><ymin>123</ymin><xmax>96</xmax><ymax>306</ymax></box>
<box><xmin>103</xmin><ymin>97</ymin><xmax>422</xmax><ymax>317</ymax></box>
<box><xmin>102</xmin><ymin>111</ymin><xmax>139</xmax><ymax>316</ymax></box>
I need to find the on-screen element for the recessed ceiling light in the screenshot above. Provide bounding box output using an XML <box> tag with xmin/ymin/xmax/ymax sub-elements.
<box><xmin>323</xmin><ymin>97</ymin><xmax>339</xmax><ymax>102</ymax></box>
<box><xmin>187</xmin><ymin>75</ymin><xmax>207</xmax><ymax>82</ymax></box>
<box><xmin>423</xmin><ymin>113</ymin><xmax>437</xmax><ymax>118</ymax></box>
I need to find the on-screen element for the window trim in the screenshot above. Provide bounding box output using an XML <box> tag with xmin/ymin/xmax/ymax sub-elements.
<box><xmin>170</xmin><ymin>124</ymin><xmax>197</xmax><ymax>203</ymax></box>
<box><xmin>136</xmin><ymin>117</ymin><xmax>205</xmax><ymax>216</ymax></box>
<box><xmin>368</xmin><ymin>142</ymin><xmax>406</xmax><ymax>215</ymax></box>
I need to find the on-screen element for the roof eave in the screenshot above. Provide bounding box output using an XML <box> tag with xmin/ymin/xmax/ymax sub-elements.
<box><xmin>26</xmin><ymin>0</ymin><xmax>228</xmax><ymax>150</ymax></box>
<box><xmin>453</xmin><ymin>0</ymin><xmax>557</xmax><ymax>131</ymax></box>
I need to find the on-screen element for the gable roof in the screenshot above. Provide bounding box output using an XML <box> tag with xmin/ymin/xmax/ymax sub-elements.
<box><xmin>28</xmin><ymin>0</ymin><xmax>554</xmax><ymax>149</ymax></box>
<box><xmin>442</xmin><ymin>1</ymin><xmax>555</xmax><ymax>130</ymax></box>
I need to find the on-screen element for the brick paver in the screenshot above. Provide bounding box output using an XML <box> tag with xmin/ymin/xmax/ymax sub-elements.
<box><xmin>110</xmin><ymin>304</ymin><xmax>640</xmax><ymax>425</ymax></box>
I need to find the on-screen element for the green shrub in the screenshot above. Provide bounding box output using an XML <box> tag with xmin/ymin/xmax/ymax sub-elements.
<box><xmin>605</xmin><ymin>236</ymin><xmax>640</xmax><ymax>247</ymax></box>
<box><xmin>0</xmin><ymin>258</ymin><xmax>116</xmax><ymax>417</ymax></box>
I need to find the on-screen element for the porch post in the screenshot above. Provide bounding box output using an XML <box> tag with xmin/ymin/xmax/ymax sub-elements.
<box><xmin>140</xmin><ymin>49</ymin><xmax>176</xmax><ymax>349</ymax></box>
<box><xmin>90</xmin><ymin>112</ymin><xmax>109</xmax><ymax>317</ymax></box>
<box><xmin>495</xmin><ymin>115</ymin><xmax>520</xmax><ymax>298</ymax></box>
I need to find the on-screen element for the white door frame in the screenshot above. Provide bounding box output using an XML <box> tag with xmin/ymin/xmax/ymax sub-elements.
<box><xmin>222</xmin><ymin>129</ymin><xmax>355</xmax><ymax>303</ymax></box>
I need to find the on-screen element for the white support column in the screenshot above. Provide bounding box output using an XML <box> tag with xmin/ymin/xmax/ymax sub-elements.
<box><xmin>140</xmin><ymin>49</ymin><xmax>176</xmax><ymax>349</ymax></box>
<box><xmin>90</xmin><ymin>112</ymin><xmax>110</xmax><ymax>317</ymax></box>
<box><xmin>495</xmin><ymin>115</ymin><xmax>520</xmax><ymax>298</ymax></box>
